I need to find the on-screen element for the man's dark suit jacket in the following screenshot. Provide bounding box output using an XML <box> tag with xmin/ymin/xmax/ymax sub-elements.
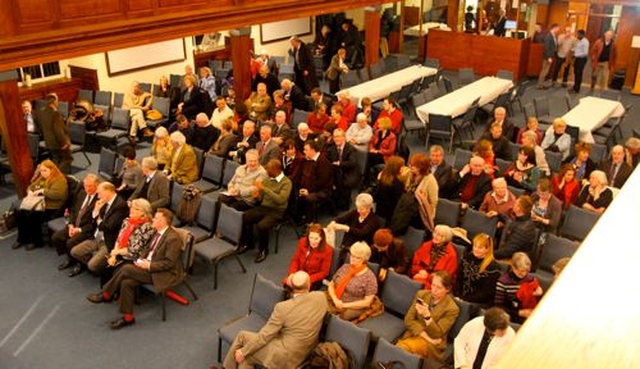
<box><xmin>272</xmin><ymin>123</ymin><xmax>292</xmax><ymax>144</ymax></box>
<box><xmin>256</xmin><ymin>140</ymin><xmax>282</xmax><ymax>167</ymax></box>
<box><xmin>35</xmin><ymin>106</ymin><xmax>69</xmax><ymax>150</ymax></box>
<box><xmin>432</xmin><ymin>161</ymin><xmax>454</xmax><ymax>198</ymax></box>
<box><xmin>600</xmin><ymin>159</ymin><xmax>632</xmax><ymax>189</ymax></box>
<box><xmin>454</xmin><ymin>172</ymin><xmax>492</xmax><ymax>210</ymax></box>
<box><xmin>325</xmin><ymin>143</ymin><xmax>361</xmax><ymax>188</ymax></box>
<box><xmin>209</xmin><ymin>133</ymin><xmax>238</xmax><ymax>158</ymax></box>
<box><xmin>308</xmin><ymin>95</ymin><xmax>334</xmax><ymax>113</ymax></box>
<box><xmin>72</xmin><ymin>190</ymin><xmax>99</xmax><ymax>235</ymax></box>
<box><xmin>296</xmin><ymin>154</ymin><xmax>333</xmax><ymax>195</ymax></box>
<box><xmin>542</xmin><ymin>32</ymin><xmax>557</xmax><ymax>59</ymax></box>
<box><xmin>252</xmin><ymin>73</ymin><xmax>281</xmax><ymax>97</ymax></box>
<box><xmin>96</xmin><ymin>195</ymin><xmax>129</xmax><ymax>251</ymax></box>
<box><xmin>129</xmin><ymin>171</ymin><xmax>170</xmax><ymax>211</ymax></box>
<box><xmin>288</xmin><ymin>84</ymin><xmax>310</xmax><ymax>112</ymax></box>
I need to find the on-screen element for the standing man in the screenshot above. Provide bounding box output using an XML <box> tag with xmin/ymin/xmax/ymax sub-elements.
<box><xmin>537</xmin><ymin>24</ymin><xmax>559</xmax><ymax>89</ymax></box>
<box><xmin>295</xmin><ymin>140</ymin><xmax>333</xmax><ymax>224</ymax></box>
<box><xmin>223</xmin><ymin>271</ymin><xmax>327</xmax><ymax>369</ymax></box>
<box><xmin>570</xmin><ymin>30</ymin><xmax>589</xmax><ymax>94</ymax></box>
<box><xmin>590</xmin><ymin>30</ymin><xmax>616</xmax><ymax>91</ymax></box>
<box><xmin>551</xmin><ymin>27</ymin><xmax>576</xmax><ymax>88</ymax></box>
<box><xmin>34</xmin><ymin>93</ymin><xmax>72</xmax><ymax>174</ymax></box>
<box><xmin>289</xmin><ymin>36</ymin><xmax>318</xmax><ymax>95</ymax></box>
<box><xmin>86</xmin><ymin>208</ymin><xmax>184</xmax><ymax>330</ymax></box>
<box><xmin>493</xmin><ymin>9</ymin><xmax>507</xmax><ymax>37</ymax></box>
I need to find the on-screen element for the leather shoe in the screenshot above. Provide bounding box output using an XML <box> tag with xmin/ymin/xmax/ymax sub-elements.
<box><xmin>254</xmin><ymin>251</ymin><xmax>268</xmax><ymax>263</ymax></box>
<box><xmin>58</xmin><ymin>259</ymin><xmax>74</xmax><ymax>270</ymax></box>
<box><xmin>87</xmin><ymin>292</ymin><xmax>106</xmax><ymax>304</ymax></box>
<box><xmin>25</xmin><ymin>244</ymin><xmax>41</xmax><ymax>251</ymax></box>
<box><xmin>110</xmin><ymin>317</ymin><xmax>135</xmax><ymax>330</ymax></box>
<box><xmin>69</xmin><ymin>265</ymin><xmax>84</xmax><ymax>277</ymax></box>
<box><xmin>11</xmin><ymin>242</ymin><xmax>22</xmax><ymax>250</ymax></box>
<box><xmin>142</xmin><ymin>128</ymin><xmax>155</xmax><ymax>137</ymax></box>
<box><xmin>235</xmin><ymin>245</ymin><xmax>249</xmax><ymax>254</ymax></box>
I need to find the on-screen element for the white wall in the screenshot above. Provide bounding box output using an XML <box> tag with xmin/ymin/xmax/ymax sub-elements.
<box><xmin>66</xmin><ymin>37</ymin><xmax>195</xmax><ymax>93</ymax></box>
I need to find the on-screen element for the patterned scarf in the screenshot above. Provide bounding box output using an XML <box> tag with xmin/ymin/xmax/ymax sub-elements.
<box><xmin>427</xmin><ymin>242</ymin><xmax>448</xmax><ymax>272</ymax></box>
<box><xmin>116</xmin><ymin>217</ymin><xmax>150</xmax><ymax>250</ymax></box>
<box><xmin>334</xmin><ymin>264</ymin><xmax>366</xmax><ymax>299</ymax></box>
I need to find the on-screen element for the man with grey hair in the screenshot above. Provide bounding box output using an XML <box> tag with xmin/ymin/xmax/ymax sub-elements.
<box><xmin>191</xmin><ymin>112</ymin><xmax>220</xmax><ymax>152</ymax></box>
<box><xmin>429</xmin><ymin>145</ymin><xmax>454</xmax><ymax>198</ymax></box>
<box><xmin>129</xmin><ymin>156</ymin><xmax>170</xmax><ymax>210</ymax></box>
<box><xmin>485</xmin><ymin>106</ymin><xmax>514</xmax><ymax>141</ymax></box>
<box><xmin>271</xmin><ymin>110</ymin><xmax>292</xmax><ymax>146</ymax></box>
<box><xmin>590</xmin><ymin>29</ymin><xmax>616</xmax><ymax>91</ymax></box>
<box><xmin>599</xmin><ymin>145</ymin><xmax>632</xmax><ymax>189</ymax></box>
<box><xmin>167</xmin><ymin>131</ymin><xmax>199</xmax><ymax>184</ymax></box>
<box><xmin>219</xmin><ymin>149</ymin><xmax>268</xmax><ymax>212</ymax></box>
<box><xmin>625</xmin><ymin>137</ymin><xmax>640</xmax><ymax>168</ymax></box>
<box><xmin>223</xmin><ymin>271</ymin><xmax>327</xmax><ymax>369</ymax></box>
<box><xmin>53</xmin><ymin>173</ymin><xmax>100</xmax><ymax>270</ymax></box>
<box><xmin>346</xmin><ymin>112</ymin><xmax>373</xmax><ymax>146</ymax></box>
<box><xmin>280</xmin><ymin>78</ymin><xmax>309</xmax><ymax>111</ymax></box>
<box><xmin>294</xmin><ymin>122</ymin><xmax>313</xmax><ymax>154</ymax></box>
<box><xmin>256</xmin><ymin>124</ymin><xmax>281</xmax><ymax>166</ymax></box>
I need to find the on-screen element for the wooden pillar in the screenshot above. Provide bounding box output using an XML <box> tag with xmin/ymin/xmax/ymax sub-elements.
<box><xmin>230</xmin><ymin>34</ymin><xmax>252</xmax><ymax>102</ymax></box>
<box><xmin>448</xmin><ymin>0</ymin><xmax>459</xmax><ymax>32</ymax></box>
<box><xmin>0</xmin><ymin>80</ymin><xmax>34</xmax><ymax>197</ymax></box>
<box><xmin>365</xmin><ymin>9</ymin><xmax>381</xmax><ymax>67</ymax></box>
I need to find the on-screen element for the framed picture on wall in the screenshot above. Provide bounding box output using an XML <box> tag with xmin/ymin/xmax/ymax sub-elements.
<box><xmin>105</xmin><ymin>39</ymin><xmax>186</xmax><ymax>76</ymax></box>
<box><xmin>260</xmin><ymin>18</ymin><xmax>312</xmax><ymax>44</ymax></box>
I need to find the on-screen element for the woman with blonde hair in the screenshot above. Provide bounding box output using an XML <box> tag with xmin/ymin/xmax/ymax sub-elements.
<box><xmin>198</xmin><ymin>66</ymin><xmax>216</xmax><ymax>101</ymax></box>
<box><xmin>151</xmin><ymin>126</ymin><xmax>173</xmax><ymax>170</ymax></box>
<box><xmin>456</xmin><ymin>233</ymin><xmax>502</xmax><ymax>307</ymax></box>
<box><xmin>13</xmin><ymin>160</ymin><xmax>68</xmax><ymax>250</ymax></box>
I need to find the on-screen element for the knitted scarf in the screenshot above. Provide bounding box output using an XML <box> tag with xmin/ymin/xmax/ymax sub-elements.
<box><xmin>334</xmin><ymin>264</ymin><xmax>366</xmax><ymax>299</ymax></box>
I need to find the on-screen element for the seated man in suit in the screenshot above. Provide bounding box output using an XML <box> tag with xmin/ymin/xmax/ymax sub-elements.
<box><xmin>238</xmin><ymin>159</ymin><xmax>292</xmax><ymax>263</ymax></box>
<box><xmin>69</xmin><ymin>182</ymin><xmax>129</xmax><ymax>277</ymax></box>
<box><xmin>429</xmin><ymin>145</ymin><xmax>454</xmax><ymax>198</ymax></box>
<box><xmin>53</xmin><ymin>173</ymin><xmax>100</xmax><ymax>271</ymax></box>
<box><xmin>166</xmin><ymin>131</ymin><xmax>199</xmax><ymax>184</ymax></box>
<box><xmin>222</xmin><ymin>271</ymin><xmax>327</xmax><ymax>369</ymax></box>
<box><xmin>485</xmin><ymin>107</ymin><xmax>514</xmax><ymax>141</ymax></box>
<box><xmin>600</xmin><ymin>145</ymin><xmax>632</xmax><ymax>189</ymax></box>
<box><xmin>453</xmin><ymin>155</ymin><xmax>492</xmax><ymax>210</ymax></box>
<box><xmin>86</xmin><ymin>208</ymin><xmax>183</xmax><ymax>330</ymax></box>
<box><xmin>244</xmin><ymin>83</ymin><xmax>272</xmax><ymax>122</ymax></box>
<box><xmin>294</xmin><ymin>140</ymin><xmax>333</xmax><ymax>223</ymax></box>
<box><xmin>482</xmin><ymin>123</ymin><xmax>511</xmax><ymax>161</ymax></box>
<box><xmin>294</xmin><ymin>122</ymin><xmax>314</xmax><ymax>154</ymax></box>
<box><xmin>256</xmin><ymin>124</ymin><xmax>281</xmax><ymax>167</ymax></box>
<box><xmin>230</xmin><ymin>120</ymin><xmax>259</xmax><ymax>164</ymax></box>
<box><xmin>325</xmin><ymin>128</ymin><xmax>360</xmax><ymax>210</ymax></box>
<box><xmin>129</xmin><ymin>157</ymin><xmax>170</xmax><ymax>211</ymax></box>
<box><xmin>271</xmin><ymin>110</ymin><xmax>292</xmax><ymax>146</ymax></box>
<box><xmin>219</xmin><ymin>149</ymin><xmax>268</xmax><ymax>212</ymax></box>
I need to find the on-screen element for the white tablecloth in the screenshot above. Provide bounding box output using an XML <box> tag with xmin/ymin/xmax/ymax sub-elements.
<box><xmin>558</xmin><ymin>96</ymin><xmax>626</xmax><ymax>143</ymax></box>
<box><xmin>338</xmin><ymin>65</ymin><xmax>437</xmax><ymax>106</ymax></box>
<box><xmin>416</xmin><ymin>76</ymin><xmax>513</xmax><ymax>123</ymax></box>
<box><xmin>403</xmin><ymin>22</ymin><xmax>450</xmax><ymax>37</ymax></box>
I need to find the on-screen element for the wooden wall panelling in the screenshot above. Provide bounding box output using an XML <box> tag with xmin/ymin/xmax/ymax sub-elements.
<box><xmin>126</xmin><ymin>0</ymin><xmax>154</xmax><ymax>12</ymax></box>
<box><xmin>447</xmin><ymin>0</ymin><xmax>459</xmax><ymax>32</ymax></box>
<box><xmin>364</xmin><ymin>9</ymin><xmax>381</xmax><ymax>68</ymax></box>
<box><xmin>546</xmin><ymin>1</ymin><xmax>569</xmax><ymax>29</ymax></box>
<box><xmin>0</xmin><ymin>81</ymin><xmax>35</xmax><ymax>197</ymax></box>
<box><xmin>471</xmin><ymin>37</ymin><xmax>524</xmax><ymax>79</ymax></box>
<box><xmin>193</xmin><ymin>48</ymin><xmax>233</xmax><ymax>69</ymax></box>
<box><xmin>527</xmin><ymin>43</ymin><xmax>543</xmax><ymax>77</ymax></box>
<box><xmin>59</xmin><ymin>0</ymin><xmax>121</xmax><ymax>19</ymax></box>
<box><xmin>18</xmin><ymin>77</ymin><xmax>84</xmax><ymax>103</ymax></box>
<box><xmin>230</xmin><ymin>35</ymin><xmax>252</xmax><ymax>102</ymax></box>
<box><xmin>617</xmin><ymin>5</ymin><xmax>640</xmax><ymax>87</ymax></box>
<box><xmin>159</xmin><ymin>0</ymin><xmax>207</xmax><ymax>6</ymax></box>
<box><xmin>426</xmin><ymin>30</ymin><xmax>472</xmax><ymax>71</ymax></box>
<box><xmin>15</xmin><ymin>0</ymin><xmax>54</xmax><ymax>25</ymax></box>
<box><xmin>536</xmin><ymin>4</ymin><xmax>549</xmax><ymax>27</ymax></box>
<box><xmin>69</xmin><ymin>65</ymin><xmax>99</xmax><ymax>91</ymax></box>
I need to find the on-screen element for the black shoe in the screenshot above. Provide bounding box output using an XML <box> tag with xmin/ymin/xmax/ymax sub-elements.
<box><xmin>87</xmin><ymin>292</ymin><xmax>106</xmax><ymax>304</ymax></box>
<box><xmin>110</xmin><ymin>317</ymin><xmax>135</xmax><ymax>330</ymax></box>
<box><xmin>254</xmin><ymin>251</ymin><xmax>268</xmax><ymax>263</ymax></box>
<box><xmin>235</xmin><ymin>245</ymin><xmax>249</xmax><ymax>255</ymax></box>
<box><xmin>11</xmin><ymin>242</ymin><xmax>22</xmax><ymax>250</ymax></box>
<box><xmin>69</xmin><ymin>265</ymin><xmax>84</xmax><ymax>277</ymax></box>
<box><xmin>25</xmin><ymin>244</ymin><xmax>41</xmax><ymax>251</ymax></box>
<box><xmin>58</xmin><ymin>259</ymin><xmax>74</xmax><ymax>270</ymax></box>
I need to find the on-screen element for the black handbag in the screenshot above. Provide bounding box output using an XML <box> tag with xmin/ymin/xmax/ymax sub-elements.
<box><xmin>0</xmin><ymin>205</ymin><xmax>17</xmax><ymax>233</ymax></box>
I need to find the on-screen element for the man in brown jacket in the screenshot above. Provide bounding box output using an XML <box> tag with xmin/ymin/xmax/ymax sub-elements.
<box><xmin>590</xmin><ymin>30</ymin><xmax>616</xmax><ymax>91</ymax></box>
<box><xmin>35</xmin><ymin>93</ymin><xmax>72</xmax><ymax>173</ymax></box>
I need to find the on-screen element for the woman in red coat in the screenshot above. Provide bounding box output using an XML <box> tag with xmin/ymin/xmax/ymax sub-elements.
<box><xmin>285</xmin><ymin>223</ymin><xmax>334</xmax><ymax>290</ymax></box>
<box><xmin>552</xmin><ymin>163</ymin><xmax>580</xmax><ymax>210</ymax></box>
<box><xmin>411</xmin><ymin>224</ymin><xmax>458</xmax><ymax>290</ymax></box>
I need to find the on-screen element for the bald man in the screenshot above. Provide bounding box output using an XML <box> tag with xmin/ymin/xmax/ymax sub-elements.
<box><xmin>599</xmin><ymin>145</ymin><xmax>632</xmax><ymax>189</ymax></box>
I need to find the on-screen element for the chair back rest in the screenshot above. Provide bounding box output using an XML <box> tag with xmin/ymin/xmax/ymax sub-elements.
<box><xmin>544</xmin><ymin>150</ymin><xmax>563</xmax><ymax>174</ymax></box>
<box><xmin>442</xmin><ymin>77</ymin><xmax>453</xmax><ymax>93</ymax></box>
<box><xmin>27</xmin><ymin>133</ymin><xmax>40</xmax><ymax>160</ymax></box>
<box><xmin>357</xmin><ymin>68</ymin><xmax>370</xmax><ymax>83</ymax></box>
<box><xmin>565</xmin><ymin>125</ymin><xmax>580</xmax><ymax>143</ymax></box>
<box><xmin>496</xmin><ymin>69</ymin><xmax>514</xmax><ymax>81</ymax></box>
<box><xmin>458</xmin><ymin>68</ymin><xmax>475</xmax><ymax>85</ymax></box>
<box><xmin>589</xmin><ymin>143</ymin><xmax>607</xmax><ymax>163</ymax></box>
<box><xmin>152</xmin><ymin>97</ymin><xmax>171</xmax><ymax>117</ymax></box>
<box><xmin>202</xmin><ymin>154</ymin><xmax>224</xmax><ymax>184</ymax></box>
<box><xmin>460</xmin><ymin>208</ymin><xmax>498</xmax><ymax>239</ymax></box>
<box><xmin>495</xmin><ymin>158</ymin><xmax>511</xmax><ymax>175</ymax></box>
<box><xmin>400</xmin><ymin>227</ymin><xmax>425</xmax><ymax>261</ymax></box>
<box><xmin>249</xmin><ymin>274</ymin><xmax>285</xmax><ymax>319</ymax></box>
<box><xmin>94</xmin><ymin>91</ymin><xmax>113</xmax><ymax>107</ymax></box>
<box><xmin>328</xmin><ymin>245</ymin><xmax>342</xmax><ymax>278</ymax></box>
<box><xmin>533</xmin><ymin>96</ymin><xmax>550</xmax><ymax>116</ymax></box>
<box><xmin>380</xmin><ymin>270</ymin><xmax>423</xmax><ymax>316</ymax></box>
<box><xmin>292</xmin><ymin>109</ymin><xmax>310</xmax><ymax>131</ymax></box>
<box><xmin>367</xmin><ymin>262</ymin><xmax>381</xmax><ymax>278</ymax></box>
<box><xmin>170</xmin><ymin>182</ymin><xmax>184</xmax><ymax>212</ymax></box>
<box><xmin>397</xmin><ymin>54</ymin><xmax>411</xmax><ymax>69</ymax></box>
<box><xmin>428</xmin><ymin>113</ymin><xmax>452</xmax><ymax>133</ymax></box>
<box><xmin>193</xmin><ymin>147</ymin><xmax>205</xmax><ymax>175</ymax></box>
<box><xmin>114</xmin><ymin>155</ymin><xmax>125</xmax><ymax>175</ymax></box>
<box><xmin>434</xmin><ymin>198</ymin><xmax>461</xmax><ymax>228</ymax></box>
<box><xmin>170</xmin><ymin>74</ymin><xmax>182</xmax><ymax>87</ymax></box>
<box><xmin>372</xmin><ymin>338</ymin><xmax>423</xmax><ymax>369</ymax></box>
<box><xmin>560</xmin><ymin>205</ymin><xmax>600</xmax><ymax>241</ymax></box>
<box><xmin>424</xmin><ymin>58</ymin><xmax>440</xmax><ymax>69</ymax></box>
<box><xmin>452</xmin><ymin>148</ymin><xmax>473</xmax><ymax>171</ymax></box>
<box><xmin>58</xmin><ymin>101</ymin><xmax>69</xmax><ymax>118</ymax></box>
<box><xmin>448</xmin><ymin>299</ymin><xmax>472</xmax><ymax>341</ymax></box>
<box><xmin>111</xmin><ymin>107</ymin><xmax>130</xmax><ymax>130</ymax></box>
<box><xmin>68</xmin><ymin>121</ymin><xmax>86</xmax><ymax>145</ymax></box>
<box><xmin>462</xmin><ymin>97</ymin><xmax>481</xmax><ymax>121</ymax></box>
<box><xmin>538</xmin><ymin>234</ymin><xmax>579</xmax><ymax>272</ymax></box>
<box><xmin>98</xmin><ymin>147</ymin><xmax>117</xmax><ymax>180</ymax></box>
<box><xmin>325</xmin><ymin>314</ymin><xmax>371</xmax><ymax>369</ymax></box>
<box><xmin>508</xmin><ymin>142</ymin><xmax>521</xmax><ymax>161</ymax></box>
<box><xmin>139</xmin><ymin>82</ymin><xmax>152</xmax><ymax>93</ymax></box>
<box><xmin>508</xmin><ymin>185</ymin><xmax>525</xmax><ymax>198</ymax></box>
<box><xmin>222</xmin><ymin>160</ymin><xmax>239</xmax><ymax>188</ymax></box>
<box><xmin>370</xmin><ymin>62</ymin><xmax>383</xmax><ymax>79</ymax></box>
<box><xmin>523</xmin><ymin>103</ymin><xmax>535</xmax><ymax>120</ymax></box>
<box><xmin>174</xmin><ymin>228</ymin><xmax>195</xmax><ymax>271</ymax></box>
<box><xmin>217</xmin><ymin>203</ymin><xmax>243</xmax><ymax>244</ymax></box>
<box><xmin>114</xmin><ymin>93</ymin><xmax>124</xmax><ymax>107</ymax></box>
<box><xmin>77</xmin><ymin>89</ymin><xmax>93</xmax><ymax>102</ymax></box>
<box><xmin>197</xmin><ymin>195</ymin><xmax>217</xmax><ymax>231</ymax></box>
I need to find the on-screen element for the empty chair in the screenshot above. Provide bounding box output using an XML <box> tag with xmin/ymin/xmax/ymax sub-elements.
<box><xmin>357</xmin><ymin>68</ymin><xmax>370</xmax><ymax>83</ymax></box>
<box><xmin>291</xmin><ymin>109</ymin><xmax>310</xmax><ymax>130</ymax></box>
<box><xmin>193</xmin><ymin>203</ymin><xmax>247</xmax><ymax>289</ymax></box>
<box><xmin>209</xmin><ymin>59</ymin><xmax>224</xmax><ymax>71</ymax></box>
<box><xmin>97</xmin><ymin>147</ymin><xmax>117</xmax><ymax>182</ymax></box>
<box><xmin>533</xmin><ymin>96</ymin><xmax>553</xmax><ymax>124</ymax></box>
<box><xmin>510</xmin><ymin>80</ymin><xmax>530</xmax><ymax>113</ymax></box>
<box><xmin>435</xmin><ymin>198</ymin><xmax>462</xmax><ymax>228</ymax></box>
<box><xmin>453</xmin><ymin>97</ymin><xmax>480</xmax><ymax>140</ymax></box>
<box><xmin>146</xmin><ymin>97</ymin><xmax>170</xmax><ymax>128</ymax></box>
<box><xmin>359</xmin><ymin>270</ymin><xmax>423</xmax><ymax>342</ymax></box>
<box><xmin>372</xmin><ymin>338</ymin><xmax>423</xmax><ymax>369</ymax></box>
<box><xmin>460</xmin><ymin>208</ymin><xmax>497</xmax><ymax>240</ymax></box>
<box><xmin>193</xmin><ymin>147</ymin><xmax>205</xmax><ymax>177</ymax></box>
<box><xmin>67</xmin><ymin>121</ymin><xmax>91</xmax><ymax>167</ymax></box>
<box><xmin>544</xmin><ymin>150</ymin><xmax>563</xmax><ymax>174</ymax></box>
<box><xmin>58</xmin><ymin>101</ymin><xmax>69</xmax><ymax>118</ymax></box>
<box><xmin>597</xmin><ymin>89</ymin><xmax>621</xmax><ymax>101</ymax></box>
<box><xmin>182</xmin><ymin>196</ymin><xmax>217</xmax><ymax>243</ymax></box>
<box><xmin>508</xmin><ymin>185</ymin><xmax>525</xmax><ymax>198</ymax></box>
<box><xmin>593</xmin><ymin>116</ymin><xmax>622</xmax><ymax>149</ymax></box>
<box><xmin>589</xmin><ymin>143</ymin><xmax>607</xmax><ymax>163</ymax></box>
<box><xmin>396</xmin><ymin>54</ymin><xmax>412</xmax><ymax>69</ymax></box>
<box><xmin>496</xmin><ymin>69</ymin><xmax>514</xmax><ymax>81</ymax></box>
<box><xmin>191</xmin><ymin>154</ymin><xmax>224</xmax><ymax>193</ymax></box>
<box><xmin>443</xmin><ymin>299</ymin><xmax>473</xmax><ymax>364</ymax></box>
<box><xmin>458</xmin><ymin>68</ymin><xmax>475</xmax><ymax>86</ymax></box>
<box><xmin>369</xmin><ymin>62</ymin><xmax>383</xmax><ymax>79</ymax></box>
<box><xmin>113</xmin><ymin>92</ymin><xmax>124</xmax><ymax>108</ymax></box>
<box><xmin>138</xmin><ymin>82</ymin><xmax>151</xmax><ymax>93</ymax></box>
<box><xmin>508</xmin><ymin>142</ymin><xmax>521</xmax><ymax>161</ymax></box>
<box><xmin>94</xmin><ymin>90</ymin><xmax>113</xmax><ymax>107</ymax></box>
<box><xmin>559</xmin><ymin>205</ymin><xmax>600</xmax><ymax>241</ymax></box>
<box><xmin>169</xmin><ymin>182</ymin><xmax>184</xmax><ymax>220</ymax></box>
<box><xmin>452</xmin><ymin>148</ymin><xmax>473</xmax><ymax>172</ymax></box>
<box><xmin>535</xmin><ymin>233</ymin><xmax>579</xmax><ymax>291</ymax></box>
<box><xmin>324</xmin><ymin>314</ymin><xmax>371</xmax><ymax>369</ymax></box>
<box><xmin>426</xmin><ymin>114</ymin><xmax>455</xmax><ymax>152</ymax></box>
<box><xmin>442</xmin><ymin>77</ymin><xmax>454</xmax><ymax>93</ymax></box>
<box><xmin>96</xmin><ymin>107</ymin><xmax>130</xmax><ymax>146</ymax></box>
<box><xmin>140</xmin><ymin>228</ymin><xmax>198</xmax><ymax>321</ymax></box>
<box><xmin>77</xmin><ymin>89</ymin><xmax>93</xmax><ymax>102</ymax></box>
<box><xmin>217</xmin><ymin>273</ymin><xmax>285</xmax><ymax>362</ymax></box>
<box><xmin>495</xmin><ymin>158</ymin><xmax>511</xmax><ymax>174</ymax></box>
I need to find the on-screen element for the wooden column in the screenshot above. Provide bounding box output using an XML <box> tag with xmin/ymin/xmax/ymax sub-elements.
<box><xmin>0</xmin><ymin>80</ymin><xmax>34</xmax><ymax>197</ymax></box>
<box><xmin>364</xmin><ymin>9</ymin><xmax>381</xmax><ymax>67</ymax></box>
<box><xmin>230</xmin><ymin>34</ymin><xmax>252</xmax><ymax>102</ymax></box>
<box><xmin>448</xmin><ymin>0</ymin><xmax>459</xmax><ymax>32</ymax></box>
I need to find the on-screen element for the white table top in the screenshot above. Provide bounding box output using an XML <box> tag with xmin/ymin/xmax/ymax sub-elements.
<box><xmin>559</xmin><ymin>96</ymin><xmax>625</xmax><ymax>143</ymax></box>
<box><xmin>337</xmin><ymin>65</ymin><xmax>438</xmax><ymax>106</ymax></box>
<box><xmin>416</xmin><ymin>76</ymin><xmax>513</xmax><ymax>123</ymax></box>
<box><xmin>403</xmin><ymin>22</ymin><xmax>450</xmax><ymax>37</ymax></box>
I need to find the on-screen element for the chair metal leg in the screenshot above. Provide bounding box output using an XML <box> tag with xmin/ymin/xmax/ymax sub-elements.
<box><xmin>82</xmin><ymin>151</ymin><xmax>92</xmax><ymax>166</ymax></box>
<box><xmin>217</xmin><ymin>337</ymin><xmax>223</xmax><ymax>362</ymax></box>
<box><xmin>213</xmin><ymin>262</ymin><xmax>218</xmax><ymax>290</ymax></box>
<box><xmin>161</xmin><ymin>292</ymin><xmax>167</xmax><ymax>321</ymax></box>
<box><xmin>183</xmin><ymin>281</ymin><xmax>198</xmax><ymax>300</ymax></box>
<box><xmin>235</xmin><ymin>255</ymin><xmax>247</xmax><ymax>273</ymax></box>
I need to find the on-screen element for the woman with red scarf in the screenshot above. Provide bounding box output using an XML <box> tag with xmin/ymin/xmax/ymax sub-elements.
<box><xmin>90</xmin><ymin>198</ymin><xmax>155</xmax><ymax>275</ymax></box>
<box><xmin>411</xmin><ymin>225</ymin><xmax>458</xmax><ymax>290</ymax></box>
<box><xmin>285</xmin><ymin>223</ymin><xmax>333</xmax><ymax>290</ymax></box>
<box><xmin>327</xmin><ymin>241</ymin><xmax>378</xmax><ymax>321</ymax></box>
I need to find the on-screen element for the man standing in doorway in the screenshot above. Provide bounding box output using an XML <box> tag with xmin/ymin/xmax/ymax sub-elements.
<box><xmin>590</xmin><ymin>30</ymin><xmax>616</xmax><ymax>91</ymax></box>
<box><xmin>537</xmin><ymin>24</ymin><xmax>559</xmax><ymax>89</ymax></box>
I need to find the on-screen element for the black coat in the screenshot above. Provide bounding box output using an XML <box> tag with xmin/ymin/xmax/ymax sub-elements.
<box><xmin>325</xmin><ymin>143</ymin><xmax>361</xmax><ymax>188</ymax></box>
<box><xmin>95</xmin><ymin>195</ymin><xmax>129</xmax><ymax>251</ymax></box>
